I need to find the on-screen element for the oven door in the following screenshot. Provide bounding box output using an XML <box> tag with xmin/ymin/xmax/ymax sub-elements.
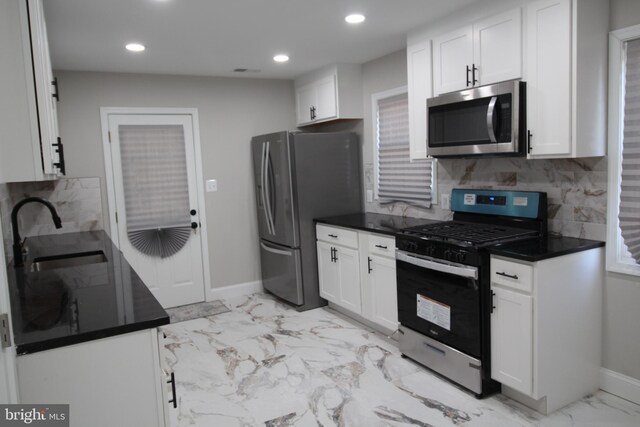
<box><xmin>396</xmin><ymin>250</ymin><xmax>481</xmax><ymax>358</ymax></box>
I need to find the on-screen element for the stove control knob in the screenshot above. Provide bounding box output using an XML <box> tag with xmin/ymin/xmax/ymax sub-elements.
<box><xmin>443</xmin><ymin>249</ymin><xmax>451</xmax><ymax>260</ymax></box>
<box><xmin>456</xmin><ymin>252</ymin><xmax>466</xmax><ymax>263</ymax></box>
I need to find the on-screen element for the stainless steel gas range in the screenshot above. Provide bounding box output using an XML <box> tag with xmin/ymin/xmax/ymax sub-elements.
<box><xmin>395</xmin><ymin>189</ymin><xmax>547</xmax><ymax>397</ymax></box>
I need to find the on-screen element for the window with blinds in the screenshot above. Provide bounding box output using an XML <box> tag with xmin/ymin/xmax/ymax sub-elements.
<box><xmin>620</xmin><ymin>38</ymin><xmax>640</xmax><ymax>264</ymax></box>
<box><xmin>375</xmin><ymin>91</ymin><xmax>434</xmax><ymax>207</ymax></box>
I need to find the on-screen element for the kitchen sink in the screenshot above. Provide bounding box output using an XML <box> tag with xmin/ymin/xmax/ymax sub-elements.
<box><xmin>30</xmin><ymin>250</ymin><xmax>107</xmax><ymax>272</ymax></box>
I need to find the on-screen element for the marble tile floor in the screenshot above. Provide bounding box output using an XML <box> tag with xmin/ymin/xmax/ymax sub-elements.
<box><xmin>160</xmin><ymin>293</ymin><xmax>640</xmax><ymax>427</ymax></box>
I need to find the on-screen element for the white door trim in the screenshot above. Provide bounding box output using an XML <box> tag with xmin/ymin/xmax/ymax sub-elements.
<box><xmin>99</xmin><ymin>107</ymin><xmax>212</xmax><ymax>298</ymax></box>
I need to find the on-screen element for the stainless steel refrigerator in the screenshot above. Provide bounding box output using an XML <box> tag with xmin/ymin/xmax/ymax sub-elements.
<box><xmin>252</xmin><ymin>131</ymin><xmax>362</xmax><ymax>311</ymax></box>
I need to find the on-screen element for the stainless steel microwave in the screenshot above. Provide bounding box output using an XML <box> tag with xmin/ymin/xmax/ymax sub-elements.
<box><xmin>427</xmin><ymin>80</ymin><xmax>526</xmax><ymax>157</ymax></box>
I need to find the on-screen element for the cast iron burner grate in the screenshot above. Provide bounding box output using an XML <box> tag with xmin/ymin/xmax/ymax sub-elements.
<box><xmin>401</xmin><ymin>221</ymin><xmax>538</xmax><ymax>246</ymax></box>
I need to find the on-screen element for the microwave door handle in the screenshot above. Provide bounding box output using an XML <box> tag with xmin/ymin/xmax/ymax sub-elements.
<box><xmin>486</xmin><ymin>96</ymin><xmax>498</xmax><ymax>143</ymax></box>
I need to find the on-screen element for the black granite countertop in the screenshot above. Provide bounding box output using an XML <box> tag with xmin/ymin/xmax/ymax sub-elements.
<box><xmin>6</xmin><ymin>231</ymin><xmax>169</xmax><ymax>355</ymax></box>
<box><xmin>314</xmin><ymin>213</ymin><xmax>441</xmax><ymax>236</ymax></box>
<box><xmin>488</xmin><ymin>235</ymin><xmax>605</xmax><ymax>262</ymax></box>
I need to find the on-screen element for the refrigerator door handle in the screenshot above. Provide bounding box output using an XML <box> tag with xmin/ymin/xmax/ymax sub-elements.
<box><xmin>264</xmin><ymin>141</ymin><xmax>276</xmax><ymax>235</ymax></box>
<box><xmin>260</xmin><ymin>141</ymin><xmax>272</xmax><ymax>234</ymax></box>
<box><xmin>260</xmin><ymin>241</ymin><xmax>292</xmax><ymax>256</ymax></box>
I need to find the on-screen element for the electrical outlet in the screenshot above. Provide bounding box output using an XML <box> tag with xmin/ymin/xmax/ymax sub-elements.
<box><xmin>441</xmin><ymin>194</ymin><xmax>450</xmax><ymax>210</ymax></box>
<box><xmin>206</xmin><ymin>179</ymin><xmax>217</xmax><ymax>192</ymax></box>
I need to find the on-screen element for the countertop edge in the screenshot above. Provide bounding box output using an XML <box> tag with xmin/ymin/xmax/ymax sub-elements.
<box><xmin>314</xmin><ymin>217</ymin><xmax>397</xmax><ymax>237</ymax></box>
<box><xmin>488</xmin><ymin>241</ymin><xmax>605</xmax><ymax>262</ymax></box>
<box><xmin>16</xmin><ymin>317</ymin><xmax>170</xmax><ymax>356</ymax></box>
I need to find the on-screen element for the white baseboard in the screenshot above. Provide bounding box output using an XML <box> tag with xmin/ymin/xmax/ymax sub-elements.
<box><xmin>600</xmin><ymin>368</ymin><xmax>640</xmax><ymax>405</ymax></box>
<box><xmin>207</xmin><ymin>280</ymin><xmax>263</xmax><ymax>301</ymax></box>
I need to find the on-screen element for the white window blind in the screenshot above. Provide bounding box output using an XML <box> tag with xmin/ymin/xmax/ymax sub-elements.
<box><xmin>119</xmin><ymin>124</ymin><xmax>192</xmax><ymax>258</ymax></box>
<box><xmin>620</xmin><ymin>38</ymin><xmax>640</xmax><ymax>264</ymax></box>
<box><xmin>376</xmin><ymin>92</ymin><xmax>433</xmax><ymax>207</ymax></box>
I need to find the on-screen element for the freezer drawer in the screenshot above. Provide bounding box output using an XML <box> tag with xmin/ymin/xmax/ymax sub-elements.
<box><xmin>259</xmin><ymin>240</ymin><xmax>303</xmax><ymax>305</ymax></box>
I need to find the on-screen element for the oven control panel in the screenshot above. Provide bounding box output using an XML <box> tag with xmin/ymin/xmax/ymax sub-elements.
<box><xmin>452</xmin><ymin>189</ymin><xmax>546</xmax><ymax>219</ymax></box>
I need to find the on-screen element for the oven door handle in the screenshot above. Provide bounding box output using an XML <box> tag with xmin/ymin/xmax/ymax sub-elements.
<box><xmin>396</xmin><ymin>250</ymin><xmax>478</xmax><ymax>280</ymax></box>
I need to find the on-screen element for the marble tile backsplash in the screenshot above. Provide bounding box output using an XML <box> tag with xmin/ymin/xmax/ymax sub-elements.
<box><xmin>0</xmin><ymin>177</ymin><xmax>104</xmax><ymax>263</ymax></box>
<box><xmin>365</xmin><ymin>157</ymin><xmax>607</xmax><ymax>241</ymax></box>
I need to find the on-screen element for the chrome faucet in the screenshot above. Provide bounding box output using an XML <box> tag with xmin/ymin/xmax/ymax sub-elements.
<box><xmin>11</xmin><ymin>197</ymin><xmax>62</xmax><ymax>267</ymax></box>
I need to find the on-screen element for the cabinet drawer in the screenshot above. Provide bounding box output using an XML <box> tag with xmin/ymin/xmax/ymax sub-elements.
<box><xmin>491</xmin><ymin>256</ymin><xmax>533</xmax><ymax>293</ymax></box>
<box><xmin>316</xmin><ymin>224</ymin><xmax>358</xmax><ymax>249</ymax></box>
<box><xmin>367</xmin><ymin>234</ymin><xmax>396</xmax><ymax>258</ymax></box>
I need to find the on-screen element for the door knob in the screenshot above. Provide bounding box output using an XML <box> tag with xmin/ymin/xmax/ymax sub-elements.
<box><xmin>191</xmin><ymin>222</ymin><xmax>199</xmax><ymax>229</ymax></box>
<box><xmin>190</xmin><ymin>209</ymin><xmax>197</xmax><ymax>216</ymax></box>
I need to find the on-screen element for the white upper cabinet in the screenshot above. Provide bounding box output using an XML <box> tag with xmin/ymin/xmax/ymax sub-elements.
<box><xmin>407</xmin><ymin>40</ymin><xmax>432</xmax><ymax>160</ymax></box>
<box><xmin>525</xmin><ymin>0</ymin><xmax>608</xmax><ymax>158</ymax></box>
<box><xmin>473</xmin><ymin>9</ymin><xmax>522</xmax><ymax>87</ymax></box>
<box><xmin>432</xmin><ymin>26</ymin><xmax>474</xmax><ymax>95</ymax></box>
<box><xmin>28</xmin><ymin>0</ymin><xmax>63</xmax><ymax>176</ymax></box>
<box><xmin>0</xmin><ymin>0</ymin><xmax>64</xmax><ymax>183</ymax></box>
<box><xmin>433</xmin><ymin>8</ymin><xmax>522</xmax><ymax>96</ymax></box>
<box><xmin>295</xmin><ymin>64</ymin><xmax>362</xmax><ymax>126</ymax></box>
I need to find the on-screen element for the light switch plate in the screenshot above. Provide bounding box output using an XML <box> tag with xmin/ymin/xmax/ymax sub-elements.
<box><xmin>206</xmin><ymin>179</ymin><xmax>217</xmax><ymax>192</ymax></box>
<box><xmin>441</xmin><ymin>194</ymin><xmax>450</xmax><ymax>210</ymax></box>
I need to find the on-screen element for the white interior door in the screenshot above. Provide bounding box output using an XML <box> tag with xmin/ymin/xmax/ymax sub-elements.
<box><xmin>106</xmin><ymin>113</ymin><xmax>205</xmax><ymax>308</ymax></box>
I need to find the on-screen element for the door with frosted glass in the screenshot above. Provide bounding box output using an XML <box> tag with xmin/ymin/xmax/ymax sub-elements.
<box><xmin>107</xmin><ymin>114</ymin><xmax>205</xmax><ymax>308</ymax></box>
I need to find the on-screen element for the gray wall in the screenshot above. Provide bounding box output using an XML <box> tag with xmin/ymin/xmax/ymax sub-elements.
<box><xmin>359</xmin><ymin>1</ymin><xmax>640</xmax><ymax>382</ymax></box>
<box><xmin>55</xmin><ymin>71</ymin><xmax>296</xmax><ymax>292</ymax></box>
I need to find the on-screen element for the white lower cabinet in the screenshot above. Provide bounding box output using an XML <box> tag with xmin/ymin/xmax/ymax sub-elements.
<box><xmin>317</xmin><ymin>238</ymin><xmax>361</xmax><ymax>314</ymax></box>
<box><xmin>490</xmin><ymin>286</ymin><xmax>533</xmax><ymax>395</ymax></box>
<box><xmin>316</xmin><ymin>224</ymin><xmax>398</xmax><ymax>332</ymax></box>
<box><xmin>17</xmin><ymin>329</ymin><xmax>172</xmax><ymax>427</ymax></box>
<box><xmin>490</xmin><ymin>248</ymin><xmax>603</xmax><ymax>414</ymax></box>
<box><xmin>362</xmin><ymin>254</ymin><xmax>398</xmax><ymax>331</ymax></box>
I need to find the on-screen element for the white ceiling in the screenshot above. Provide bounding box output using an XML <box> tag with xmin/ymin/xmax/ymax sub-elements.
<box><xmin>43</xmin><ymin>0</ymin><xmax>480</xmax><ymax>80</ymax></box>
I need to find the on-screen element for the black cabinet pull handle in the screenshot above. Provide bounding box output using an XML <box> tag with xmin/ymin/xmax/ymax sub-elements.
<box><xmin>167</xmin><ymin>372</ymin><xmax>177</xmax><ymax>408</ymax></box>
<box><xmin>496</xmin><ymin>271</ymin><xmax>518</xmax><ymax>280</ymax></box>
<box><xmin>466</xmin><ymin>65</ymin><xmax>471</xmax><ymax>87</ymax></box>
<box><xmin>52</xmin><ymin>137</ymin><xmax>66</xmax><ymax>175</ymax></box>
<box><xmin>490</xmin><ymin>291</ymin><xmax>496</xmax><ymax>313</ymax></box>
<box><xmin>330</xmin><ymin>247</ymin><xmax>336</xmax><ymax>262</ymax></box>
<box><xmin>52</xmin><ymin>77</ymin><xmax>60</xmax><ymax>102</ymax></box>
<box><xmin>367</xmin><ymin>256</ymin><xmax>372</xmax><ymax>274</ymax></box>
<box><xmin>375</xmin><ymin>244</ymin><xmax>388</xmax><ymax>249</ymax></box>
<box><xmin>527</xmin><ymin>130</ymin><xmax>533</xmax><ymax>153</ymax></box>
<box><xmin>472</xmin><ymin>64</ymin><xmax>478</xmax><ymax>85</ymax></box>
<box><xmin>333</xmin><ymin>247</ymin><xmax>338</xmax><ymax>262</ymax></box>
<box><xmin>328</xmin><ymin>234</ymin><xmax>338</xmax><ymax>238</ymax></box>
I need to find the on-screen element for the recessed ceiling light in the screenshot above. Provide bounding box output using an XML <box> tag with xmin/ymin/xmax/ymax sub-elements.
<box><xmin>125</xmin><ymin>43</ymin><xmax>145</xmax><ymax>52</ymax></box>
<box><xmin>345</xmin><ymin>14</ymin><xmax>365</xmax><ymax>24</ymax></box>
<box><xmin>273</xmin><ymin>54</ymin><xmax>289</xmax><ymax>63</ymax></box>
